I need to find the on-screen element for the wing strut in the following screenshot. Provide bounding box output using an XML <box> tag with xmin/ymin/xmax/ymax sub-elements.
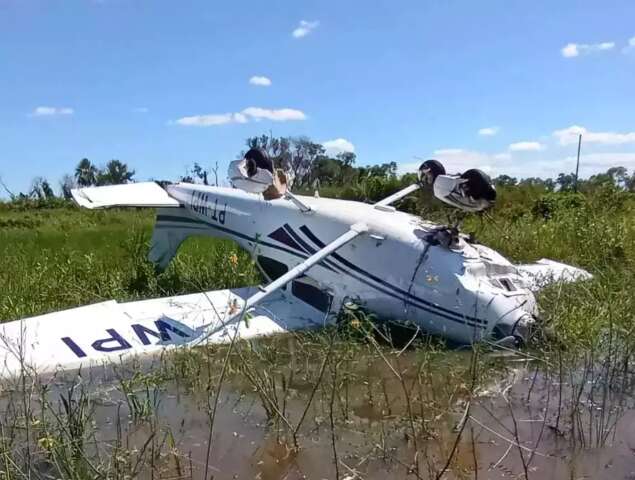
<box><xmin>194</xmin><ymin>223</ymin><xmax>368</xmax><ymax>344</ymax></box>
<box><xmin>374</xmin><ymin>183</ymin><xmax>421</xmax><ymax>208</ymax></box>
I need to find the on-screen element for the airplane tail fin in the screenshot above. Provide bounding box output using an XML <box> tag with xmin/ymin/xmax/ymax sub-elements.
<box><xmin>71</xmin><ymin>182</ymin><xmax>181</xmax><ymax>209</ymax></box>
<box><xmin>71</xmin><ymin>184</ymin><xmax>209</xmax><ymax>271</ymax></box>
<box><xmin>148</xmin><ymin>207</ymin><xmax>207</xmax><ymax>271</ymax></box>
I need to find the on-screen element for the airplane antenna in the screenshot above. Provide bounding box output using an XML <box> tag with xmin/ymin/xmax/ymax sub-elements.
<box><xmin>574</xmin><ymin>134</ymin><xmax>582</xmax><ymax>193</ymax></box>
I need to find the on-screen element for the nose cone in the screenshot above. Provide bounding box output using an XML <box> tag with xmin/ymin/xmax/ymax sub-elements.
<box><xmin>490</xmin><ymin>311</ymin><xmax>535</xmax><ymax>346</ymax></box>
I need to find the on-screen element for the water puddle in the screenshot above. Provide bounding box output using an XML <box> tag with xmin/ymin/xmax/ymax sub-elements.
<box><xmin>1</xmin><ymin>331</ymin><xmax>634</xmax><ymax>479</ymax></box>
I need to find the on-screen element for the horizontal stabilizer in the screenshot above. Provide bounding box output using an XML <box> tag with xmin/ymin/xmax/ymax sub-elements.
<box><xmin>0</xmin><ymin>287</ymin><xmax>328</xmax><ymax>379</ymax></box>
<box><xmin>71</xmin><ymin>182</ymin><xmax>181</xmax><ymax>209</ymax></box>
<box><xmin>517</xmin><ymin>259</ymin><xmax>592</xmax><ymax>291</ymax></box>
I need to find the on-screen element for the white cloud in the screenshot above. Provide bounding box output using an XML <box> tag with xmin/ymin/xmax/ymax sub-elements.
<box><xmin>175</xmin><ymin>113</ymin><xmax>248</xmax><ymax>126</ymax></box>
<box><xmin>494</xmin><ymin>152</ymin><xmax>512</xmax><ymax>160</ymax></box>
<box><xmin>241</xmin><ymin>107</ymin><xmax>306</xmax><ymax>121</ymax></box>
<box><xmin>408</xmin><ymin>148</ymin><xmax>512</xmax><ymax>175</ymax></box>
<box><xmin>401</xmin><ymin>149</ymin><xmax>498</xmax><ymax>176</ymax></box>
<box><xmin>31</xmin><ymin>106</ymin><xmax>74</xmax><ymax>116</ymax></box>
<box><xmin>517</xmin><ymin>153</ymin><xmax>635</xmax><ymax>180</ymax></box>
<box><xmin>509</xmin><ymin>141</ymin><xmax>545</xmax><ymax>152</ymax></box>
<box><xmin>249</xmin><ymin>75</ymin><xmax>272</xmax><ymax>87</ymax></box>
<box><xmin>292</xmin><ymin>20</ymin><xmax>319</xmax><ymax>38</ymax></box>
<box><xmin>174</xmin><ymin>107</ymin><xmax>306</xmax><ymax>126</ymax></box>
<box><xmin>322</xmin><ymin>138</ymin><xmax>355</xmax><ymax>156</ymax></box>
<box><xmin>561</xmin><ymin>41</ymin><xmax>615</xmax><ymax>58</ymax></box>
<box><xmin>561</xmin><ymin>43</ymin><xmax>579</xmax><ymax>58</ymax></box>
<box><xmin>433</xmin><ymin>148</ymin><xmax>465</xmax><ymax>155</ymax></box>
<box><xmin>567</xmin><ymin>153</ymin><xmax>635</xmax><ymax>176</ymax></box>
<box><xmin>400</xmin><ymin>146</ymin><xmax>635</xmax><ymax>180</ymax></box>
<box><xmin>478</xmin><ymin>126</ymin><xmax>499</xmax><ymax>136</ymax></box>
<box><xmin>553</xmin><ymin>125</ymin><xmax>635</xmax><ymax>146</ymax></box>
<box><xmin>132</xmin><ymin>107</ymin><xmax>149</xmax><ymax>113</ymax></box>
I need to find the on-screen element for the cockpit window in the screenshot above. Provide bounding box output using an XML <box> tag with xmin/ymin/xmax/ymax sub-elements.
<box><xmin>257</xmin><ymin>255</ymin><xmax>288</xmax><ymax>281</ymax></box>
<box><xmin>292</xmin><ymin>280</ymin><xmax>332</xmax><ymax>313</ymax></box>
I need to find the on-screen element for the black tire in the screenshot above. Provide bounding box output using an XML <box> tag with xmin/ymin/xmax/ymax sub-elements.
<box><xmin>418</xmin><ymin>159</ymin><xmax>446</xmax><ymax>184</ymax></box>
<box><xmin>244</xmin><ymin>148</ymin><xmax>273</xmax><ymax>177</ymax></box>
<box><xmin>460</xmin><ymin>169</ymin><xmax>496</xmax><ymax>202</ymax></box>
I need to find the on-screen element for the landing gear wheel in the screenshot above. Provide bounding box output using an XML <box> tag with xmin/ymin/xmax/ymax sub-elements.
<box><xmin>460</xmin><ymin>169</ymin><xmax>496</xmax><ymax>202</ymax></box>
<box><xmin>418</xmin><ymin>159</ymin><xmax>446</xmax><ymax>185</ymax></box>
<box><xmin>244</xmin><ymin>148</ymin><xmax>273</xmax><ymax>177</ymax></box>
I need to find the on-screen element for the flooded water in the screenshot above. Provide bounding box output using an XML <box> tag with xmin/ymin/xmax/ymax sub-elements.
<box><xmin>2</xmin><ymin>331</ymin><xmax>635</xmax><ymax>479</ymax></box>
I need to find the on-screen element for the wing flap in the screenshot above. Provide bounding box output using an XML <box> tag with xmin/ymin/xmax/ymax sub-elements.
<box><xmin>71</xmin><ymin>182</ymin><xmax>181</xmax><ymax>209</ymax></box>
<box><xmin>0</xmin><ymin>287</ymin><xmax>328</xmax><ymax>379</ymax></box>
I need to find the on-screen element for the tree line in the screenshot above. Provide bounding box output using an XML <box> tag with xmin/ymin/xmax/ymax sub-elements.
<box><xmin>1</xmin><ymin>134</ymin><xmax>634</xmax><ymax>204</ymax></box>
<box><xmin>1</xmin><ymin>159</ymin><xmax>135</xmax><ymax>201</ymax></box>
<box><xmin>492</xmin><ymin>166</ymin><xmax>635</xmax><ymax>193</ymax></box>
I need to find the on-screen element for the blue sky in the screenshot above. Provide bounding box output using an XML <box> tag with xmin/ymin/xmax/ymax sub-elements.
<box><xmin>1</xmin><ymin>0</ymin><xmax>634</xmax><ymax>196</ymax></box>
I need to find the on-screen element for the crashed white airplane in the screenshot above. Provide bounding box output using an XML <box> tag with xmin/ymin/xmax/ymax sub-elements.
<box><xmin>0</xmin><ymin>154</ymin><xmax>591</xmax><ymax>377</ymax></box>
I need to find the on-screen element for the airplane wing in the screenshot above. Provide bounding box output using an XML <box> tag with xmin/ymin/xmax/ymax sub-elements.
<box><xmin>0</xmin><ymin>223</ymin><xmax>368</xmax><ymax>379</ymax></box>
<box><xmin>71</xmin><ymin>182</ymin><xmax>181</xmax><ymax>209</ymax></box>
<box><xmin>516</xmin><ymin>259</ymin><xmax>592</xmax><ymax>291</ymax></box>
<box><xmin>0</xmin><ymin>287</ymin><xmax>330</xmax><ymax>379</ymax></box>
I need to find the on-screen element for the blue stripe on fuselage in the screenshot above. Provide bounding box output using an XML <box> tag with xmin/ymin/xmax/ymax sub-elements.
<box><xmin>299</xmin><ymin>225</ymin><xmax>486</xmax><ymax>326</ymax></box>
<box><xmin>154</xmin><ymin>214</ymin><xmax>485</xmax><ymax>329</ymax></box>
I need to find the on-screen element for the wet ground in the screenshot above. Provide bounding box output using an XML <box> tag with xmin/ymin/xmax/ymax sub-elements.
<box><xmin>2</xmin><ymin>332</ymin><xmax>635</xmax><ymax>479</ymax></box>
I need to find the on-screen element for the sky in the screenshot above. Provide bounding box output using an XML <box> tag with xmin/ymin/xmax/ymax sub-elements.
<box><xmin>1</xmin><ymin>0</ymin><xmax>634</xmax><ymax>196</ymax></box>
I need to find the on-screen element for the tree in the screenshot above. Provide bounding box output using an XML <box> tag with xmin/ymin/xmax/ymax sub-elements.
<box><xmin>361</xmin><ymin>162</ymin><xmax>397</xmax><ymax>179</ymax></box>
<box><xmin>607</xmin><ymin>166</ymin><xmax>628</xmax><ymax>188</ymax></box>
<box><xmin>243</xmin><ymin>135</ymin><xmax>324</xmax><ymax>188</ymax></box>
<box><xmin>556</xmin><ymin>172</ymin><xmax>576</xmax><ymax>192</ymax></box>
<box><xmin>517</xmin><ymin>177</ymin><xmax>555</xmax><ymax>191</ymax></box>
<box><xmin>543</xmin><ymin>178</ymin><xmax>556</xmax><ymax>191</ymax></box>
<box><xmin>193</xmin><ymin>163</ymin><xmax>210</xmax><ymax>185</ymax></box>
<box><xmin>493</xmin><ymin>174</ymin><xmax>517</xmax><ymax>187</ymax></box>
<box><xmin>245</xmin><ymin>135</ymin><xmax>292</xmax><ymax>169</ymax></box>
<box><xmin>74</xmin><ymin>158</ymin><xmax>98</xmax><ymax>187</ymax></box>
<box><xmin>59</xmin><ymin>174</ymin><xmax>76</xmax><ymax>200</ymax></box>
<box><xmin>288</xmin><ymin>137</ymin><xmax>325</xmax><ymax>187</ymax></box>
<box><xmin>0</xmin><ymin>176</ymin><xmax>16</xmax><ymax>200</ymax></box>
<box><xmin>310</xmin><ymin>156</ymin><xmax>343</xmax><ymax>186</ymax></box>
<box><xmin>29</xmin><ymin>177</ymin><xmax>55</xmax><ymax>200</ymax></box>
<box><xmin>336</xmin><ymin>151</ymin><xmax>356</xmax><ymax>167</ymax></box>
<box><xmin>519</xmin><ymin>177</ymin><xmax>542</xmax><ymax>187</ymax></box>
<box><xmin>97</xmin><ymin>160</ymin><xmax>135</xmax><ymax>185</ymax></box>
<box><xmin>181</xmin><ymin>161</ymin><xmax>219</xmax><ymax>186</ymax></box>
<box><xmin>586</xmin><ymin>172</ymin><xmax>613</xmax><ymax>188</ymax></box>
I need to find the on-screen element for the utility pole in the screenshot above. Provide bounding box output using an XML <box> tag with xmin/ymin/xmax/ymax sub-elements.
<box><xmin>573</xmin><ymin>134</ymin><xmax>582</xmax><ymax>193</ymax></box>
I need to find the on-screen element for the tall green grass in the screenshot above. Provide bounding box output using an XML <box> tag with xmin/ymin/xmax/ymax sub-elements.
<box><xmin>0</xmin><ymin>207</ymin><xmax>259</xmax><ymax>321</ymax></box>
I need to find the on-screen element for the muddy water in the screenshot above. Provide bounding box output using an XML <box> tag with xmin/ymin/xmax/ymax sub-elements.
<box><xmin>3</xmin><ymin>335</ymin><xmax>635</xmax><ymax>479</ymax></box>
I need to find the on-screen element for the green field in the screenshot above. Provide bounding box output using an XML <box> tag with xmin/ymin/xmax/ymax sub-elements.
<box><xmin>0</xmin><ymin>206</ymin><xmax>259</xmax><ymax>322</ymax></box>
<box><xmin>0</xmin><ymin>188</ymin><xmax>634</xmax><ymax>479</ymax></box>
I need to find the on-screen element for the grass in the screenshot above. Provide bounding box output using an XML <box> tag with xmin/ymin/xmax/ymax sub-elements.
<box><xmin>0</xmin><ymin>207</ymin><xmax>259</xmax><ymax>321</ymax></box>
<box><xmin>0</xmin><ymin>186</ymin><xmax>634</xmax><ymax>479</ymax></box>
